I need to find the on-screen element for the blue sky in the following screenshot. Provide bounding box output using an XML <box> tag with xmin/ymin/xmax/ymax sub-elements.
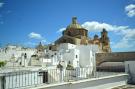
<box><xmin>0</xmin><ymin>0</ymin><xmax>135</xmax><ymax>52</ymax></box>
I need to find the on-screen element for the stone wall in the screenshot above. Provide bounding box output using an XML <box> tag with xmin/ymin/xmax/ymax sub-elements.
<box><xmin>96</xmin><ymin>52</ymin><xmax>135</xmax><ymax>65</ymax></box>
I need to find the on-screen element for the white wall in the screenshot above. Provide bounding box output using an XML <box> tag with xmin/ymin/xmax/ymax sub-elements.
<box><xmin>0</xmin><ymin>49</ymin><xmax>35</xmax><ymax>61</ymax></box>
<box><xmin>62</xmin><ymin>49</ymin><xmax>79</xmax><ymax>68</ymax></box>
<box><xmin>125</xmin><ymin>61</ymin><xmax>135</xmax><ymax>84</ymax></box>
<box><xmin>0</xmin><ymin>48</ymin><xmax>35</xmax><ymax>67</ymax></box>
<box><xmin>46</xmin><ymin>43</ymin><xmax>99</xmax><ymax>69</ymax></box>
<box><xmin>77</xmin><ymin>45</ymin><xmax>96</xmax><ymax>68</ymax></box>
<box><xmin>58</xmin><ymin>43</ymin><xmax>76</xmax><ymax>50</ymax></box>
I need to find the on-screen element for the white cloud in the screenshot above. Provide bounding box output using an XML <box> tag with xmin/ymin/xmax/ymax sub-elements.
<box><xmin>28</xmin><ymin>32</ymin><xmax>48</xmax><ymax>44</ymax></box>
<box><xmin>112</xmin><ymin>29</ymin><xmax>135</xmax><ymax>49</ymax></box>
<box><xmin>82</xmin><ymin>21</ymin><xmax>128</xmax><ymax>32</ymax></box>
<box><xmin>112</xmin><ymin>39</ymin><xmax>134</xmax><ymax>49</ymax></box>
<box><xmin>112</xmin><ymin>28</ymin><xmax>135</xmax><ymax>49</ymax></box>
<box><xmin>41</xmin><ymin>40</ymin><xmax>46</xmax><ymax>43</ymax></box>
<box><xmin>28</xmin><ymin>32</ymin><xmax>43</xmax><ymax>39</ymax></box>
<box><xmin>58</xmin><ymin>21</ymin><xmax>128</xmax><ymax>33</ymax></box>
<box><xmin>0</xmin><ymin>3</ymin><xmax>4</xmax><ymax>8</ymax></box>
<box><xmin>82</xmin><ymin>21</ymin><xmax>135</xmax><ymax>49</ymax></box>
<box><xmin>82</xmin><ymin>21</ymin><xmax>113</xmax><ymax>32</ymax></box>
<box><xmin>57</xmin><ymin>28</ymin><xmax>66</xmax><ymax>33</ymax></box>
<box><xmin>122</xmin><ymin>29</ymin><xmax>135</xmax><ymax>40</ymax></box>
<box><xmin>125</xmin><ymin>4</ymin><xmax>135</xmax><ymax>17</ymax></box>
<box><xmin>125</xmin><ymin>4</ymin><xmax>135</xmax><ymax>12</ymax></box>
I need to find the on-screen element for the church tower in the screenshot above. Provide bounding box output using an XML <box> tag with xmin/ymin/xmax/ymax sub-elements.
<box><xmin>100</xmin><ymin>28</ymin><xmax>111</xmax><ymax>52</ymax></box>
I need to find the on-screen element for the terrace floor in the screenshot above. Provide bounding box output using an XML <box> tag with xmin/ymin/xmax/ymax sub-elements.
<box><xmin>112</xmin><ymin>85</ymin><xmax>135</xmax><ymax>89</ymax></box>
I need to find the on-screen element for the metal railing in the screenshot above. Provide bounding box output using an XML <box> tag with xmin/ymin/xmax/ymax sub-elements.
<box><xmin>0</xmin><ymin>66</ymin><xmax>124</xmax><ymax>89</ymax></box>
<box><xmin>1</xmin><ymin>71</ymin><xmax>44</xmax><ymax>89</ymax></box>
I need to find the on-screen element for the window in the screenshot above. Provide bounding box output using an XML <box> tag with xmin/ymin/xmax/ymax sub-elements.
<box><xmin>76</xmin><ymin>55</ymin><xmax>78</xmax><ymax>58</ymax></box>
<box><xmin>49</xmin><ymin>46</ymin><xmax>51</xmax><ymax>50</ymax></box>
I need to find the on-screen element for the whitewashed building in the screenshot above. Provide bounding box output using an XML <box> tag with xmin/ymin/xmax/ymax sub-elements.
<box><xmin>0</xmin><ymin>45</ymin><xmax>36</xmax><ymax>67</ymax></box>
<box><xmin>44</xmin><ymin>43</ymin><xmax>99</xmax><ymax>69</ymax></box>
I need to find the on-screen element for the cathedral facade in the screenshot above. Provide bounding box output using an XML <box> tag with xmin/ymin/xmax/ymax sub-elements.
<box><xmin>55</xmin><ymin>17</ymin><xmax>111</xmax><ymax>53</ymax></box>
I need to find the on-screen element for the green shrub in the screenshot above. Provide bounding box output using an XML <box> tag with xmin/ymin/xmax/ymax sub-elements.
<box><xmin>0</xmin><ymin>61</ymin><xmax>6</xmax><ymax>67</ymax></box>
<box><xmin>66</xmin><ymin>61</ymin><xmax>74</xmax><ymax>70</ymax></box>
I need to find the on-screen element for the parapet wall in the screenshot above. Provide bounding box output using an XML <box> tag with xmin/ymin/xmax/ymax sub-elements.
<box><xmin>33</xmin><ymin>74</ymin><xmax>127</xmax><ymax>89</ymax></box>
<box><xmin>96</xmin><ymin>52</ymin><xmax>135</xmax><ymax>65</ymax></box>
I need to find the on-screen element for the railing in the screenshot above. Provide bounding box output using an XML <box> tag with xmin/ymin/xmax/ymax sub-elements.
<box><xmin>0</xmin><ymin>67</ymin><xmax>124</xmax><ymax>89</ymax></box>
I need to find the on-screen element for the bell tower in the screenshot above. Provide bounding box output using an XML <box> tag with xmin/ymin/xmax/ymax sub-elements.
<box><xmin>100</xmin><ymin>28</ymin><xmax>111</xmax><ymax>52</ymax></box>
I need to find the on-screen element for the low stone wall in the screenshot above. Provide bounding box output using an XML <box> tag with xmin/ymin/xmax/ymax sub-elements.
<box><xmin>96</xmin><ymin>52</ymin><xmax>135</xmax><ymax>65</ymax></box>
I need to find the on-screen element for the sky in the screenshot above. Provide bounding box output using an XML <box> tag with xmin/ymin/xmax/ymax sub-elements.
<box><xmin>0</xmin><ymin>0</ymin><xmax>135</xmax><ymax>52</ymax></box>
